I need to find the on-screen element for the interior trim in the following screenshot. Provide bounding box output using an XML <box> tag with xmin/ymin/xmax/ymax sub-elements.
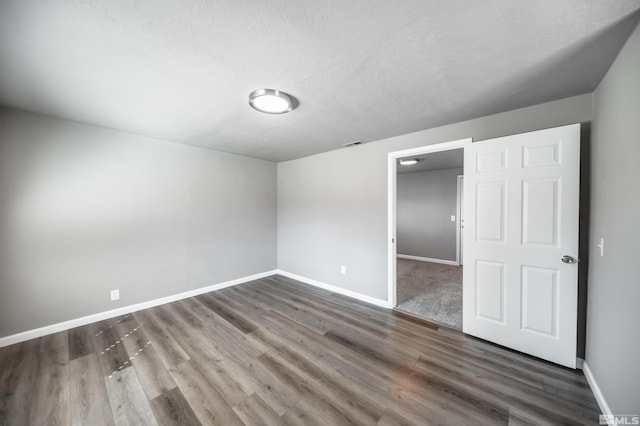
<box><xmin>387</xmin><ymin>137</ymin><xmax>473</xmax><ymax>308</ymax></box>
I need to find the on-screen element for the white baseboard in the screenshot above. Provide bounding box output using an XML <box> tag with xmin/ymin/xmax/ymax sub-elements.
<box><xmin>276</xmin><ymin>269</ymin><xmax>392</xmax><ymax>309</ymax></box>
<box><xmin>583</xmin><ymin>361</ymin><xmax>612</xmax><ymax>417</ymax></box>
<box><xmin>0</xmin><ymin>270</ymin><xmax>277</xmax><ymax>348</ymax></box>
<box><xmin>397</xmin><ymin>254</ymin><xmax>459</xmax><ymax>266</ymax></box>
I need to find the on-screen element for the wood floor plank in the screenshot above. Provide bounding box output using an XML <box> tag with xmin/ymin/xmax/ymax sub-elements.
<box><xmin>170</xmin><ymin>360</ymin><xmax>245</xmax><ymax>426</ymax></box>
<box><xmin>316</xmin><ymin>342</ymin><xmax>506</xmax><ymax>426</ymax></box>
<box><xmin>189</xmin><ymin>298</ymin><xmax>267</xmax><ymax>362</ymax></box>
<box><xmin>232</xmin><ymin>393</ymin><xmax>281</xmax><ymax>426</ymax></box>
<box><xmin>280</xmin><ymin>396</ymin><xmax>355</xmax><ymax>426</ymax></box>
<box><xmin>28</xmin><ymin>332</ymin><xmax>70</xmax><ymax>425</ymax></box>
<box><xmin>0</xmin><ymin>339</ymin><xmax>40</xmax><ymax>425</ymax></box>
<box><xmin>133</xmin><ymin>309</ymin><xmax>190</xmax><ymax>370</ymax></box>
<box><xmin>253</xmin><ymin>323</ymin><xmax>386</xmax><ymax>422</ymax></box>
<box><xmin>164</xmin><ymin>322</ymin><xmax>225</xmax><ymax>366</ymax></box>
<box><xmin>385</xmin><ymin>328</ymin><xmax>547</xmax><ymax>390</ymax></box>
<box><xmin>196</xmin><ymin>293</ymin><xmax>258</xmax><ymax>334</ymax></box>
<box><xmin>323</xmin><ymin>327</ymin><xmax>422</xmax><ymax>370</ymax></box>
<box><xmin>414</xmin><ymin>352</ymin><xmax>598</xmax><ymax>423</ymax></box>
<box><xmin>376</xmin><ymin>408</ymin><xmax>420</xmax><ymax>426</ymax></box>
<box><xmin>114</xmin><ymin>320</ymin><xmax>177</xmax><ymax>400</ymax></box>
<box><xmin>69</xmin><ymin>325</ymin><xmax>95</xmax><ymax>361</ymax></box>
<box><xmin>233</xmin><ymin>283</ymin><xmax>332</xmax><ymax>336</ymax></box>
<box><xmin>258</xmin><ymin>350</ymin><xmax>383</xmax><ymax>425</ymax></box>
<box><xmin>508</xmin><ymin>407</ymin><xmax>560</xmax><ymax>426</ymax></box>
<box><xmin>250</xmin><ymin>311</ymin><xmax>329</xmax><ymax>358</ymax></box>
<box><xmin>241</xmin><ymin>282</ymin><xmax>346</xmax><ymax>334</ymax></box>
<box><xmin>177</xmin><ymin>351</ymin><xmax>249</xmax><ymax>408</ymax></box>
<box><xmin>153</xmin><ymin>304</ymin><xmax>227</xmax><ymax>363</ymax></box>
<box><xmin>92</xmin><ymin>321</ymin><xmax>134</xmax><ymax>379</ymax></box>
<box><xmin>104</xmin><ymin>367</ymin><xmax>158</xmax><ymax>426</ymax></box>
<box><xmin>228</xmin><ymin>357</ymin><xmax>300</xmax><ymax>416</ymax></box>
<box><xmin>69</xmin><ymin>354</ymin><xmax>115</xmax><ymax>426</ymax></box>
<box><xmin>149</xmin><ymin>387</ymin><xmax>201</xmax><ymax>426</ymax></box>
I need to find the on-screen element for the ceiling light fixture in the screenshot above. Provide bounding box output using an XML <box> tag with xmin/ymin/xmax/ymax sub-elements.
<box><xmin>399</xmin><ymin>158</ymin><xmax>420</xmax><ymax>166</ymax></box>
<box><xmin>249</xmin><ymin>88</ymin><xmax>297</xmax><ymax>114</ymax></box>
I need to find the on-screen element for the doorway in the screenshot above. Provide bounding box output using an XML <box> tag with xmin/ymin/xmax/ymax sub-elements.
<box><xmin>387</xmin><ymin>138</ymin><xmax>471</xmax><ymax>328</ymax></box>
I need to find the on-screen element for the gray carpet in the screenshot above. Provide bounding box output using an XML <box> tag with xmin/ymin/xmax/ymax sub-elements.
<box><xmin>396</xmin><ymin>258</ymin><xmax>463</xmax><ymax>330</ymax></box>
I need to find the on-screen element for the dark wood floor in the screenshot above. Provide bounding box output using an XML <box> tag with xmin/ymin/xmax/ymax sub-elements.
<box><xmin>0</xmin><ymin>275</ymin><xmax>600</xmax><ymax>425</ymax></box>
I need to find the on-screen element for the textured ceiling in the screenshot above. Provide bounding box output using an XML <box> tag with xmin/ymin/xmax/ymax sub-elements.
<box><xmin>1</xmin><ymin>1</ymin><xmax>639</xmax><ymax>162</ymax></box>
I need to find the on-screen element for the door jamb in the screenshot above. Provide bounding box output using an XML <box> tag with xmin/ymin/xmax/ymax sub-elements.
<box><xmin>456</xmin><ymin>175</ymin><xmax>464</xmax><ymax>266</ymax></box>
<box><xmin>387</xmin><ymin>138</ymin><xmax>472</xmax><ymax>308</ymax></box>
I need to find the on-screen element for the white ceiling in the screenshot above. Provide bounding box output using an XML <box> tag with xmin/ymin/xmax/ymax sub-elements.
<box><xmin>1</xmin><ymin>1</ymin><xmax>639</xmax><ymax>162</ymax></box>
<box><xmin>398</xmin><ymin>149</ymin><xmax>464</xmax><ymax>174</ymax></box>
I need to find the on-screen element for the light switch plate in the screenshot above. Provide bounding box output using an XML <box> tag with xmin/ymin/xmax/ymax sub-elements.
<box><xmin>597</xmin><ymin>238</ymin><xmax>604</xmax><ymax>256</ymax></box>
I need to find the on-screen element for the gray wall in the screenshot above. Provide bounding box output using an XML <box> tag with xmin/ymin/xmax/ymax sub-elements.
<box><xmin>587</xmin><ymin>23</ymin><xmax>640</xmax><ymax>413</ymax></box>
<box><xmin>278</xmin><ymin>94</ymin><xmax>592</xmax><ymax>301</ymax></box>
<box><xmin>0</xmin><ymin>108</ymin><xmax>277</xmax><ymax>338</ymax></box>
<box><xmin>397</xmin><ymin>168</ymin><xmax>462</xmax><ymax>261</ymax></box>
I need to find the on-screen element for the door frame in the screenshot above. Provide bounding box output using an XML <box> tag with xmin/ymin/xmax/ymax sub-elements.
<box><xmin>456</xmin><ymin>175</ymin><xmax>464</xmax><ymax>266</ymax></box>
<box><xmin>387</xmin><ymin>137</ymin><xmax>472</xmax><ymax>308</ymax></box>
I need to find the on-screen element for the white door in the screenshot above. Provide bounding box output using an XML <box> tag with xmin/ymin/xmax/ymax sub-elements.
<box><xmin>463</xmin><ymin>124</ymin><xmax>580</xmax><ymax>368</ymax></box>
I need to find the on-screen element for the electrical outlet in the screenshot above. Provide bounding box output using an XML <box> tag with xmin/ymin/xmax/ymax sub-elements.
<box><xmin>340</xmin><ymin>265</ymin><xmax>347</xmax><ymax>274</ymax></box>
<box><xmin>110</xmin><ymin>289</ymin><xmax>120</xmax><ymax>301</ymax></box>
<box><xmin>451</xmin><ymin>215</ymin><xmax>456</xmax><ymax>222</ymax></box>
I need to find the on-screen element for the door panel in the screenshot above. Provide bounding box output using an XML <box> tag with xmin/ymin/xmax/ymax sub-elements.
<box><xmin>476</xmin><ymin>183</ymin><xmax>506</xmax><ymax>242</ymax></box>
<box><xmin>521</xmin><ymin>265</ymin><xmax>558</xmax><ymax>337</ymax></box>
<box><xmin>475</xmin><ymin>260</ymin><xmax>506</xmax><ymax>323</ymax></box>
<box><xmin>523</xmin><ymin>141</ymin><xmax>561</xmax><ymax>167</ymax></box>
<box><xmin>463</xmin><ymin>124</ymin><xmax>580</xmax><ymax>368</ymax></box>
<box><xmin>477</xmin><ymin>149</ymin><xmax>507</xmax><ymax>172</ymax></box>
<box><xmin>522</xmin><ymin>178</ymin><xmax>559</xmax><ymax>246</ymax></box>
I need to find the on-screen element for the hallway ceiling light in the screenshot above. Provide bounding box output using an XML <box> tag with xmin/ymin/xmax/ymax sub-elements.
<box><xmin>249</xmin><ymin>89</ymin><xmax>297</xmax><ymax>114</ymax></box>
<box><xmin>399</xmin><ymin>158</ymin><xmax>420</xmax><ymax>166</ymax></box>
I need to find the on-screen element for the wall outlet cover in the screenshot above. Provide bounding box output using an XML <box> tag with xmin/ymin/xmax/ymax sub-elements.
<box><xmin>110</xmin><ymin>289</ymin><xmax>120</xmax><ymax>301</ymax></box>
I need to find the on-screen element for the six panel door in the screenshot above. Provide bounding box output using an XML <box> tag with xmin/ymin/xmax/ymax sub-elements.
<box><xmin>462</xmin><ymin>124</ymin><xmax>580</xmax><ymax>368</ymax></box>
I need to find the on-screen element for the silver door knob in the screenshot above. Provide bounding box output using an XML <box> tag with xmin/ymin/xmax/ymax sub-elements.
<box><xmin>561</xmin><ymin>255</ymin><xmax>577</xmax><ymax>264</ymax></box>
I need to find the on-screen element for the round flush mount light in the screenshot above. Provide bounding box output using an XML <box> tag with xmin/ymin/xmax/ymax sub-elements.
<box><xmin>249</xmin><ymin>88</ymin><xmax>297</xmax><ymax>114</ymax></box>
<box><xmin>399</xmin><ymin>158</ymin><xmax>420</xmax><ymax>166</ymax></box>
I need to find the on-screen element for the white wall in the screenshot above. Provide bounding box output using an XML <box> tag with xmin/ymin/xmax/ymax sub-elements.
<box><xmin>0</xmin><ymin>108</ymin><xmax>277</xmax><ymax>338</ymax></box>
<box><xmin>587</xmin><ymin>22</ymin><xmax>640</xmax><ymax>413</ymax></box>
<box><xmin>397</xmin><ymin>168</ymin><xmax>462</xmax><ymax>261</ymax></box>
<box><xmin>278</xmin><ymin>94</ymin><xmax>592</xmax><ymax>301</ymax></box>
